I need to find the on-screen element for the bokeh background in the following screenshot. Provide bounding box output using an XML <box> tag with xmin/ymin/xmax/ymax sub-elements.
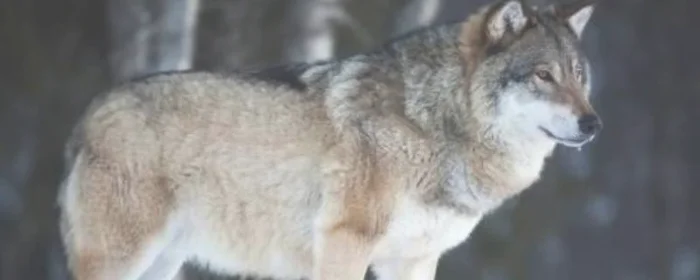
<box><xmin>1</xmin><ymin>0</ymin><xmax>699</xmax><ymax>279</ymax></box>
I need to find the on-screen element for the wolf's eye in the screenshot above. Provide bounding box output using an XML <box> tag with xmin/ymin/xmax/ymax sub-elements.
<box><xmin>574</xmin><ymin>64</ymin><xmax>584</xmax><ymax>81</ymax></box>
<box><xmin>535</xmin><ymin>70</ymin><xmax>554</xmax><ymax>82</ymax></box>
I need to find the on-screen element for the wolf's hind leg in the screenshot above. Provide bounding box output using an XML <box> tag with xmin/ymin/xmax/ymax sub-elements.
<box><xmin>61</xmin><ymin>153</ymin><xmax>178</xmax><ymax>280</ymax></box>
<box><xmin>68</xmin><ymin>237</ymin><xmax>168</xmax><ymax>280</ymax></box>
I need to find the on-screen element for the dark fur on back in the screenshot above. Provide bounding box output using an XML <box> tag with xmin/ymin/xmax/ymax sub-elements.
<box><xmin>243</xmin><ymin>63</ymin><xmax>314</xmax><ymax>91</ymax></box>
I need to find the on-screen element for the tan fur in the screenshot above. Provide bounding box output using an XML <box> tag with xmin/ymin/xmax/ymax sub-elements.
<box><xmin>59</xmin><ymin>1</ymin><xmax>600</xmax><ymax>279</ymax></box>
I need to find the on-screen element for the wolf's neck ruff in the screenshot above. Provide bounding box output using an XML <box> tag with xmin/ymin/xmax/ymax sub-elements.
<box><xmin>296</xmin><ymin>12</ymin><xmax>563</xmax><ymax>214</ymax></box>
<box><xmin>379</xmin><ymin>23</ymin><xmax>556</xmax><ymax>213</ymax></box>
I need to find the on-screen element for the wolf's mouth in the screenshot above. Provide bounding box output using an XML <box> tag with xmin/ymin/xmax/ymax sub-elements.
<box><xmin>539</xmin><ymin>127</ymin><xmax>592</xmax><ymax>147</ymax></box>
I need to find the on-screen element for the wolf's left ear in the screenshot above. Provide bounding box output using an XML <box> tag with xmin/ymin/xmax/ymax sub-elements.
<box><xmin>563</xmin><ymin>2</ymin><xmax>595</xmax><ymax>38</ymax></box>
<box><xmin>487</xmin><ymin>1</ymin><xmax>528</xmax><ymax>42</ymax></box>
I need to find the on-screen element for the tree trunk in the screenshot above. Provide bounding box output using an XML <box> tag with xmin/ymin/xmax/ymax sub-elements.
<box><xmin>392</xmin><ymin>0</ymin><xmax>441</xmax><ymax>36</ymax></box>
<box><xmin>107</xmin><ymin>0</ymin><xmax>200</xmax><ymax>82</ymax></box>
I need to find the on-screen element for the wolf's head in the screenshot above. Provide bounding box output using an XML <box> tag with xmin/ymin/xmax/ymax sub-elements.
<box><xmin>463</xmin><ymin>0</ymin><xmax>600</xmax><ymax>148</ymax></box>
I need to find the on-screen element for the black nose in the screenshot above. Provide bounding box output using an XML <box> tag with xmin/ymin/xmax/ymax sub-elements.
<box><xmin>578</xmin><ymin>114</ymin><xmax>602</xmax><ymax>136</ymax></box>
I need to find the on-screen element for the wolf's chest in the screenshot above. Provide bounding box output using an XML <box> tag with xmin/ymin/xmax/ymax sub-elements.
<box><xmin>373</xmin><ymin>198</ymin><xmax>482</xmax><ymax>260</ymax></box>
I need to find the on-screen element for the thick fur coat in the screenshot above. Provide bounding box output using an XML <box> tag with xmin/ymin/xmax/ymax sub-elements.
<box><xmin>58</xmin><ymin>1</ymin><xmax>601</xmax><ymax>279</ymax></box>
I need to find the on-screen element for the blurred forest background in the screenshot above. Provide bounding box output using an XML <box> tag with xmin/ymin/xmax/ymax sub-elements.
<box><xmin>1</xmin><ymin>0</ymin><xmax>699</xmax><ymax>279</ymax></box>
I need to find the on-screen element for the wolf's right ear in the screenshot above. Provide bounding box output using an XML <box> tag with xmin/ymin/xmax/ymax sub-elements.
<box><xmin>557</xmin><ymin>0</ymin><xmax>596</xmax><ymax>38</ymax></box>
<box><xmin>486</xmin><ymin>1</ymin><xmax>528</xmax><ymax>42</ymax></box>
<box><xmin>566</xmin><ymin>4</ymin><xmax>594</xmax><ymax>38</ymax></box>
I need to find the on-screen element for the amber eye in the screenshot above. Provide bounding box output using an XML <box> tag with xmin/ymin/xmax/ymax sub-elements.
<box><xmin>535</xmin><ymin>70</ymin><xmax>554</xmax><ymax>82</ymax></box>
<box><xmin>574</xmin><ymin>64</ymin><xmax>584</xmax><ymax>81</ymax></box>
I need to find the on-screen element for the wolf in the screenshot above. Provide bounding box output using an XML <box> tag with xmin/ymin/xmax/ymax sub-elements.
<box><xmin>58</xmin><ymin>0</ymin><xmax>601</xmax><ymax>279</ymax></box>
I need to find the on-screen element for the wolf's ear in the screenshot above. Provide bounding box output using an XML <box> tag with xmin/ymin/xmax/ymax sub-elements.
<box><xmin>562</xmin><ymin>2</ymin><xmax>595</xmax><ymax>38</ymax></box>
<box><xmin>487</xmin><ymin>1</ymin><xmax>528</xmax><ymax>42</ymax></box>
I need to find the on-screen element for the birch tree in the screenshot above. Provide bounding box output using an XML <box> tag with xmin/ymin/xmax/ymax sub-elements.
<box><xmin>107</xmin><ymin>0</ymin><xmax>200</xmax><ymax>82</ymax></box>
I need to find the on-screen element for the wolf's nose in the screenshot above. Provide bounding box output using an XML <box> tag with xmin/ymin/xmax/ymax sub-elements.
<box><xmin>578</xmin><ymin>114</ymin><xmax>602</xmax><ymax>136</ymax></box>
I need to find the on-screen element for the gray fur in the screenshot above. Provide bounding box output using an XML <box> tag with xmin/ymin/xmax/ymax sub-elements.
<box><xmin>58</xmin><ymin>1</ymin><xmax>600</xmax><ymax>279</ymax></box>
